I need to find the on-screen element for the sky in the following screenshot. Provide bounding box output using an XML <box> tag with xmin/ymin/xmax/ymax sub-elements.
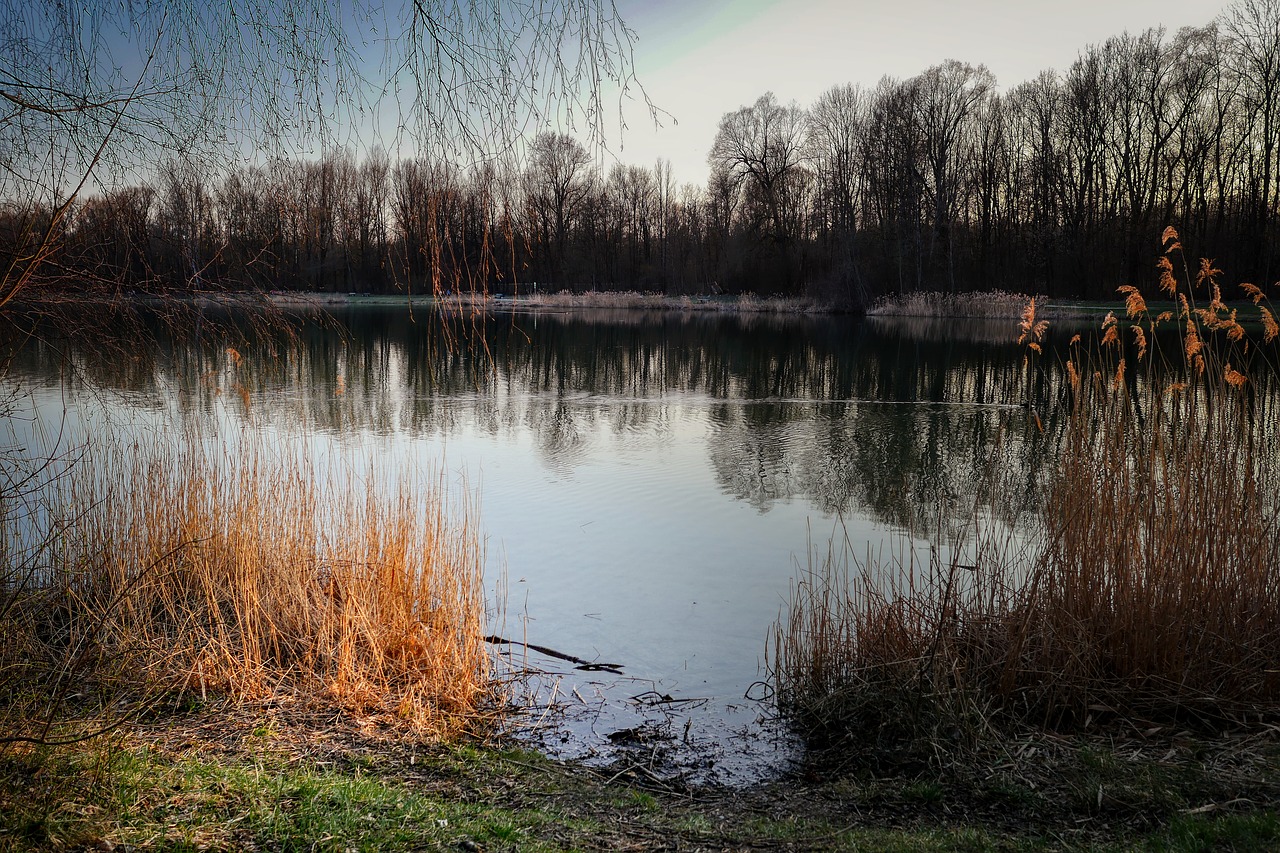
<box><xmin>600</xmin><ymin>0</ymin><xmax>1232</xmax><ymax>187</ymax></box>
<box><xmin>62</xmin><ymin>0</ymin><xmax>1234</xmax><ymax>192</ymax></box>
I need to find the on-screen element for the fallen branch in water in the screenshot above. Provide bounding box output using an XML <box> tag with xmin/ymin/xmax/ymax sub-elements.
<box><xmin>485</xmin><ymin>635</ymin><xmax>623</xmax><ymax>674</ymax></box>
<box><xmin>630</xmin><ymin>690</ymin><xmax>708</xmax><ymax>708</ymax></box>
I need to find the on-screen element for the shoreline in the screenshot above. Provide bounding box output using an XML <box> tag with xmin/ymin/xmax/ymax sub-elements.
<box><xmin>260</xmin><ymin>289</ymin><xmax>840</xmax><ymax>315</ymax></box>
<box><xmin>261</xmin><ymin>288</ymin><xmax>1120</xmax><ymax>325</ymax></box>
<box><xmin>6</xmin><ymin>702</ymin><xmax>1277</xmax><ymax>851</ymax></box>
<box><xmin>7</xmin><ymin>287</ymin><xmax>1132</xmax><ymax>324</ymax></box>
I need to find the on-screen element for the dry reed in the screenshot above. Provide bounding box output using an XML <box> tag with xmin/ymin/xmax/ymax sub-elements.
<box><xmin>774</xmin><ymin>230</ymin><xmax>1280</xmax><ymax>757</ymax></box>
<box><xmin>867</xmin><ymin>289</ymin><xmax>1039</xmax><ymax>319</ymax></box>
<box><xmin>1</xmin><ymin>431</ymin><xmax>490</xmax><ymax>743</ymax></box>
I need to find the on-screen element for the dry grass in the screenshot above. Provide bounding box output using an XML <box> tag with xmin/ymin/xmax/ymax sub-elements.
<box><xmin>867</xmin><ymin>289</ymin><xmax>1039</xmax><ymax>319</ymax></box>
<box><xmin>1</xmin><ymin>431</ymin><xmax>490</xmax><ymax>745</ymax></box>
<box><xmin>866</xmin><ymin>289</ymin><xmax>1102</xmax><ymax>322</ymax></box>
<box><xmin>774</xmin><ymin>230</ymin><xmax>1280</xmax><ymax>758</ymax></box>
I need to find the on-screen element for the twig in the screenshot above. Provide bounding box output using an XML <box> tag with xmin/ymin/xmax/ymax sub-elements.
<box><xmin>485</xmin><ymin>634</ymin><xmax>622</xmax><ymax>673</ymax></box>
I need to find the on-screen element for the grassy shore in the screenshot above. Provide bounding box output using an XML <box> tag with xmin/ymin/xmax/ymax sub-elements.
<box><xmin>2</xmin><ymin>703</ymin><xmax>1278</xmax><ymax>852</ymax></box>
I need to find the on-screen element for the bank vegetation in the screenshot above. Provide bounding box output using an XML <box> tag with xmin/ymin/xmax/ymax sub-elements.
<box><xmin>773</xmin><ymin>228</ymin><xmax>1280</xmax><ymax>767</ymax></box>
<box><xmin>0</xmin><ymin>428</ymin><xmax>492</xmax><ymax>751</ymax></box>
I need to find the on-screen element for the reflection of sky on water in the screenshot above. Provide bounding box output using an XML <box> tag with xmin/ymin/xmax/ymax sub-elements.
<box><xmin>3</xmin><ymin>307</ymin><xmax>1061</xmax><ymax>783</ymax></box>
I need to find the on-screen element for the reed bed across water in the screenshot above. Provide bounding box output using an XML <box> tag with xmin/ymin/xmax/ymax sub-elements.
<box><xmin>866</xmin><ymin>289</ymin><xmax>1039</xmax><ymax>319</ymax></box>
<box><xmin>476</xmin><ymin>289</ymin><xmax>821</xmax><ymax>313</ymax></box>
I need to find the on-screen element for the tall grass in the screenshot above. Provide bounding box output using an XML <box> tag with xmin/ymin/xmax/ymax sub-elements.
<box><xmin>773</xmin><ymin>230</ymin><xmax>1280</xmax><ymax>757</ymax></box>
<box><xmin>1</xmin><ymin>432</ymin><xmax>490</xmax><ymax>744</ymax></box>
<box><xmin>867</xmin><ymin>289</ymin><xmax>1039</xmax><ymax>319</ymax></box>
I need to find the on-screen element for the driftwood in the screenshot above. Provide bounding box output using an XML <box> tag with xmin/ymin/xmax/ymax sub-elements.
<box><xmin>484</xmin><ymin>635</ymin><xmax>623</xmax><ymax>674</ymax></box>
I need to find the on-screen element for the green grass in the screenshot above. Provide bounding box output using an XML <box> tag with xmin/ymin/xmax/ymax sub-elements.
<box><xmin>3</xmin><ymin>716</ymin><xmax>1279</xmax><ymax>852</ymax></box>
<box><xmin>1149</xmin><ymin>813</ymin><xmax>1280</xmax><ymax>852</ymax></box>
<box><xmin>3</xmin><ymin>741</ymin><xmax>589</xmax><ymax>852</ymax></box>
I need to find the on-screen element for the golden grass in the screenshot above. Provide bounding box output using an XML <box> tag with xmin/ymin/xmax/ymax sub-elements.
<box><xmin>1</xmin><ymin>431</ymin><xmax>490</xmax><ymax>744</ymax></box>
<box><xmin>774</xmin><ymin>233</ymin><xmax>1280</xmax><ymax>755</ymax></box>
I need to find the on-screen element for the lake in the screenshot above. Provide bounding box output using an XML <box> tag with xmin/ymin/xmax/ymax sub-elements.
<box><xmin>2</xmin><ymin>302</ymin><xmax>1062</xmax><ymax>783</ymax></box>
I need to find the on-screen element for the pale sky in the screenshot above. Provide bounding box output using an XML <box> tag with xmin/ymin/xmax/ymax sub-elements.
<box><xmin>601</xmin><ymin>0</ymin><xmax>1231</xmax><ymax>187</ymax></box>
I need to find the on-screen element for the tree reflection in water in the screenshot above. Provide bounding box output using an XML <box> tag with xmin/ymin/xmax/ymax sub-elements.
<box><xmin>2</xmin><ymin>305</ymin><xmax>1099</xmax><ymax>535</ymax></box>
<box><xmin>10</xmin><ymin>302</ymin><xmax>1275</xmax><ymax>781</ymax></box>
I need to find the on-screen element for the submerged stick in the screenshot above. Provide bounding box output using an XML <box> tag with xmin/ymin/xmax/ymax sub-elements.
<box><xmin>484</xmin><ymin>635</ymin><xmax>623</xmax><ymax>674</ymax></box>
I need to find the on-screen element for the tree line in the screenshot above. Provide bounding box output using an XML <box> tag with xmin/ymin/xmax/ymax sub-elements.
<box><xmin>11</xmin><ymin>0</ymin><xmax>1280</xmax><ymax>307</ymax></box>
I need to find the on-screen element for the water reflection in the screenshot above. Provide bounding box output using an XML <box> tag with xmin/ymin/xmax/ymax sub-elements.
<box><xmin>8</xmin><ymin>303</ymin><xmax>1280</xmax><ymax>781</ymax></box>
<box><xmin>3</xmin><ymin>307</ymin><xmax>1070</xmax><ymax>535</ymax></box>
<box><xmin>0</xmin><ymin>303</ymin><xmax>1156</xmax><ymax>782</ymax></box>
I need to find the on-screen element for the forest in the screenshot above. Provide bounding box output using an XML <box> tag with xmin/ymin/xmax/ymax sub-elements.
<box><xmin>9</xmin><ymin>1</ymin><xmax>1280</xmax><ymax>308</ymax></box>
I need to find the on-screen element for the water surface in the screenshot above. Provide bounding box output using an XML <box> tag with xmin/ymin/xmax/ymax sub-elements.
<box><xmin>4</xmin><ymin>304</ymin><xmax>1060</xmax><ymax>782</ymax></box>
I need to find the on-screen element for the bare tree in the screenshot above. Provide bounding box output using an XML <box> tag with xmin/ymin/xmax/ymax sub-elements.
<box><xmin>1223</xmin><ymin>0</ymin><xmax>1280</xmax><ymax>276</ymax></box>
<box><xmin>524</xmin><ymin>132</ymin><xmax>594</xmax><ymax>286</ymax></box>
<box><xmin>913</xmin><ymin>61</ymin><xmax>994</xmax><ymax>290</ymax></box>
<box><xmin>156</xmin><ymin>159</ymin><xmax>219</xmax><ymax>289</ymax></box>
<box><xmin>653</xmin><ymin>158</ymin><xmax>675</xmax><ymax>289</ymax></box>
<box><xmin>337</xmin><ymin>148</ymin><xmax>392</xmax><ymax>287</ymax></box>
<box><xmin>969</xmin><ymin>93</ymin><xmax>1013</xmax><ymax>284</ymax></box>
<box><xmin>806</xmin><ymin>83</ymin><xmax>868</xmax><ymax>304</ymax></box>
<box><xmin>1006</xmin><ymin>72</ymin><xmax>1065</xmax><ymax>286</ymax></box>
<box><xmin>219</xmin><ymin>165</ymin><xmax>279</xmax><ymax>287</ymax></box>
<box><xmin>66</xmin><ymin>186</ymin><xmax>155</xmax><ymax>290</ymax></box>
<box><xmin>862</xmin><ymin>76</ymin><xmax>925</xmax><ymax>293</ymax></box>
<box><xmin>1060</xmin><ymin>45</ymin><xmax>1114</xmax><ymax>253</ymax></box>
<box><xmin>709</xmin><ymin>92</ymin><xmax>809</xmax><ymax>291</ymax></box>
<box><xmin>0</xmin><ymin>0</ymin><xmax>647</xmax><ymax>306</ymax></box>
<box><xmin>606</xmin><ymin>163</ymin><xmax>656</xmax><ymax>286</ymax></box>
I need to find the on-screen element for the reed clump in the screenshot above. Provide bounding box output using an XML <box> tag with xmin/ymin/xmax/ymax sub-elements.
<box><xmin>774</xmin><ymin>229</ymin><xmax>1280</xmax><ymax>760</ymax></box>
<box><xmin>1</xmin><ymin>433</ymin><xmax>490</xmax><ymax>743</ymax></box>
<box><xmin>866</xmin><ymin>289</ymin><xmax>1040</xmax><ymax>319</ymax></box>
